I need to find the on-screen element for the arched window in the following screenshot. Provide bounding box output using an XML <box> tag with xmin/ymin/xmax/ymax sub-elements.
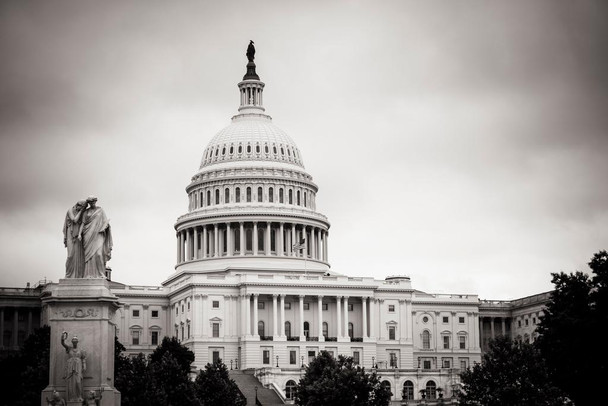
<box><xmin>303</xmin><ymin>321</ymin><xmax>310</xmax><ymax>337</ymax></box>
<box><xmin>247</xmin><ymin>144</ymin><xmax>251</xmax><ymax>153</ymax></box>
<box><xmin>322</xmin><ymin>322</ymin><xmax>328</xmax><ymax>338</ymax></box>
<box><xmin>230</xmin><ymin>145</ymin><xmax>234</xmax><ymax>154</ymax></box>
<box><xmin>285</xmin><ymin>380</ymin><xmax>296</xmax><ymax>400</ymax></box>
<box><xmin>222</xmin><ymin>146</ymin><xmax>226</xmax><ymax>156</ymax></box>
<box><xmin>215</xmin><ymin>189</ymin><xmax>220</xmax><ymax>205</ymax></box>
<box><xmin>288</xmin><ymin>190</ymin><xmax>293</xmax><ymax>204</ymax></box>
<box><xmin>281</xmin><ymin>147</ymin><xmax>285</xmax><ymax>155</ymax></box>
<box><xmin>403</xmin><ymin>381</ymin><xmax>414</xmax><ymax>400</ymax></box>
<box><xmin>199</xmin><ymin>191</ymin><xmax>203</xmax><ymax>207</ymax></box>
<box><xmin>206</xmin><ymin>190</ymin><xmax>211</xmax><ymax>206</ymax></box>
<box><xmin>235</xmin><ymin>187</ymin><xmax>241</xmax><ymax>203</ymax></box>
<box><xmin>297</xmin><ymin>190</ymin><xmax>301</xmax><ymax>205</ymax></box>
<box><xmin>246</xmin><ymin>228</ymin><xmax>253</xmax><ymax>252</ymax></box>
<box><xmin>348</xmin><ymin>322</ymin><xmax>354</xmax><ymax>338</ymax></box>
<box><xmin>224</xmin><ymin>188</ymin><xmax>230</xmax><ymax>203</ymax></box>
<box><xmin>279</xmin><ymin>188</ymin><xmax>284</xmax><ymax>203</ymax></box>
<box><xmin>382</xmin><ymin>381</ymin><xmax>392</xmax><ymax>399</ymax></box>
<box><xmin>422</xmin><ymin>330</ymin><xmax>431</xmax><ymax>349</ymax></box>
<box><xmin>285</xmin><ymin>321</ymin><xmax>291</xmax><ymax>338</ymax></box>
<box><xmin>258</xmin><ymin>321</ymin><xmax>265</xmax><ymax>337</ymax></box>
<box><xmin>273</xmin><ymin>146</ymin><xmax>277</xmax><ymax>154</ymax></box>
<box><xmin>257</xmin><ymin>187</ymin><xmax>263</xmax><ymax>203</ymax></box>
<box><xmin>258</xmin><ymin>227</ymin><xmax>264</xmax><ymax>252</ymax></box>
<box><xmin>246</xmin><ymin>187</ymin><xmax>252</xmax><ymax>202</ymax></box>
<box><xmin>238</xmin><ymin>145</ymin><xmax>243</xmax><ymax>154</ymax></box>
<box><xmin>304</xmin><ymin>192</ymin><xmax>307</xmax><ymax>207</ymax></box>
<box><xmin>264</xmin><ymin>145</ymin><xmax>269</xmax><ymax>154</ymax></box>
<box><xmin>426</xmin><ymin>381</ymin><xmax>437</xmax><ymax>400</ymax></box>
<box><xmin>269</xmin><ymin>187</ymin><xmax>274</xmax><ymax>203</ymax></box>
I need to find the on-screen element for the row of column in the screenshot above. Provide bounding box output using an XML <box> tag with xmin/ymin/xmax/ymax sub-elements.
<box><xmin>240</xmin><ymin>83</ymin><xmax>264</xmax><ymax>107</ymax></box>
<box><xmin>479</xmin><ymin>316</ymin><xmax>509</xmax><ymax>349</ymax></box>
<box><xmin>176</xmin><ymin>222</ymin><xmax>328</xmax><ymax>263</ymax></box>
<box><xmin>0</xmin><ymin>308</ymin><xmax>34</xmax><ymax>349</ymax></box>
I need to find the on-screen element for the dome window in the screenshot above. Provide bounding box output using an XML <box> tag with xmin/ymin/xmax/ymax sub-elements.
<box><xmin>235</xmin><ymin>187</ymin><xmax>241</xmax><ymax>203</ymax></box>
<box><xmin>206</xmin><ymin>190</ymin><xmax>211</xmax><ymax>206</ymax></box>
<box><xmin>280</xmin><ymin>147</ymin><xmax>285</xmax><ymax>156</ymax></box>
<box><xmin>287</xmin><ymin>148</ymin><xmax>291</xmax><ymax>156</ymax></box>
<box><xmin>222</xmin><ymin>147</ymin><xmax>226</xmax><ymax>155</ymax></box>
<box><xmin>269</xmin><ymin>187</ymin><xmax>274</xmax><ymax>203</ymax></box>
<box><xmin>247</xmin><ymin>145</ymin><xmax>252</xmax><ymax>154</ymax></box>
<box><xmin>256</xmin><ymin>144</ymin><xmax>260</xmax><ymax>153</ymax></box>
<box><xmin>246</xmin><ymin>187</ymin><xmax>252</xmax><ymax>202</ymax></box>
<box><xmin>288</xmin><ymin>190</ymin><xmax>293</xmax><ymax>205</ymax></box>
<box><xmin>215</xmin><ymin>148</ymin><xmax>219</xmax><ymax>157</ymax></box>
<box><xmin>230</xmin><ymin>146</ymin><xmax>234</xmax><ymax>154</ymax></box>
<box><xmin>304</xmin><ymin>192</ymin><xmax>307</xmax><ymax>207</ymax></box>
<box><xmin>273</xmin><ymin>146</ymin><xmax>277</xmax><ymax>154</ymax></box>
<box><xmin>224</xmin><ymin>188</ymin><xmax>230</xmax><ymax>203</ymax></box>
<box><xmin>279</xmin><ymin>188</ymin><xmax>284</xmax><ymax>203</ymax></box>
<box><xmin>264</xmin><ymin>145</ymin><xmax>269</xmax><ymax>154</ymax></box>
<box><xmin>215</xmin><ymin>189</ymin><xmax>220</xmax><ymax>205</ymax></box>
<box><xmin>257</xmin><ymin>187</ymin><xmax>263</xmax><ymax>203</ymax></box>
<box><xmin>239</xmin><ymin>145</ymin><xmax>243</xmax><ymax>154</ymax></box>
<box><xmin>297</xmin><ymin>190</ymin><xmax>301</xmax><ymax>206</ymax></box>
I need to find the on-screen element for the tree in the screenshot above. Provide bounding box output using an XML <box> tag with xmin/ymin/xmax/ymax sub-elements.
<box><xmin>295</xmin><ymin>351</ymin><xmax>391</xmax><ymax>406</ymax></box>
<box><xmin>149</xmin><ymin>336</ymin><xmax>195</xmax><ymax>376</ymax></box>
<box><xmin>194</xmin><ymin>358</ymin><xmax>245</xmax><ymax>406</ymax></box>
<box><xmin>459</xmin><ymin>336</ymin><xmax>567</xmax><ymax>406</ymax></box>
<box><xmin>536</xmin><ymin>250</ymin><xmax>608</xmax><ymax>406</ymax></box>
<box><xmin>144</xmin><ymin>352</ymin><xmax>200</xmax><ymax>406</ymax></box>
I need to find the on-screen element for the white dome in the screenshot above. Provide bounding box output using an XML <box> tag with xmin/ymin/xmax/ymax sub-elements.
<box><xmin>199</xmin><ymin>115</ymin><xmax>304</xmax><ymax>169</ymax></box>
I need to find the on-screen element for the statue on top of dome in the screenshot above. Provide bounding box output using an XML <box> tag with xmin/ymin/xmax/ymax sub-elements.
<box><xmin>246</xmin><ymin>40</ymin><xmax>255</xmax><ymax>62</ymax></box>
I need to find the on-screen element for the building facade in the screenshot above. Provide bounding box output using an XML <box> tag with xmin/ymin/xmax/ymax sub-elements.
<box><xmin>1</xmin><ymin>50</ymin><xmax>550</xmax><ymax>404</ymax></box>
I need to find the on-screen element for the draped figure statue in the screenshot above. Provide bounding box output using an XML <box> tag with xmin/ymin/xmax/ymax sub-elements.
<box><xmin>78</xmin><ymin>196</ymin><xmax>112</xmax><ymax>278</ymax></box>
<box><xmin>61</xmin><ymin>332</ymin><xmax>86</xmax><ymax>402</ymax></box>
<box><xmin>63</xmin><ymin>200</ymin><xmax>86</xmax><ymax>278</ymax></box>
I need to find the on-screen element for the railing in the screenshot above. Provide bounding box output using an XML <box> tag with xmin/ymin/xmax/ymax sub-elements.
<box><xmin>306</xmin><ymin>336</ymin><xmax>318</xmax><ymax>342</ymax></box>
<box><xmin>324</xmin><ymin>337</ymin><xmax>337</xmax><ymax>342</ymax></box>
<box><xmin>287</xmin><ymin>336</ymin><xmax>300</xmax><ymax>341</ymax></box>
<box><xmin>350</xmin><ymin>337</ymin><xmax>363</xmax><ymax>342</ymax></box>
<box><xmin>260</xmin><ymin>336</ymin><xmax>274</xmax><ymax>341</ymax></box>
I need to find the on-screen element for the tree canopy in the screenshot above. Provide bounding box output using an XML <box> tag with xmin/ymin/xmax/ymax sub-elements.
<box><xmin>295</xmin><ymin>351</ymin><xmax>392</xmax><ymax>406</ymax></box>
<box><xmin>535</xmin><ymin>250</ymin><xmax>608</xmax><ymax>406</ymax></box>
<box><xmin>194</xmin><ymin>358</ymin><xmax>246</xmax><ymax>406</ymax></box>
<box><xmin>459</xmin><ymin>336</ymin><xmax>567</xmax><ymax>406</ymax></box>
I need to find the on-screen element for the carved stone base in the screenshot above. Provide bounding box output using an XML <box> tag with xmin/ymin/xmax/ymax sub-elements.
<box><xmin>41</xmin><ymin>279</ymin><xmax>121</xmax><ymax>406</ymax></box>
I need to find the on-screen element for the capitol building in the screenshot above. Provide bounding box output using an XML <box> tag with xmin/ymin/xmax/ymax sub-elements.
<box><xmin>0</xmin><ymin>47</ymin><xmax>548</xmax><ymax>404</ymax></box>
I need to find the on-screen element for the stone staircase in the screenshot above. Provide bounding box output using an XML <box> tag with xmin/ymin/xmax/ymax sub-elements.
<box><xmin>229</xmin><ymin>369</ymin><xmax>285</xmax><ymax>405</ymax></box>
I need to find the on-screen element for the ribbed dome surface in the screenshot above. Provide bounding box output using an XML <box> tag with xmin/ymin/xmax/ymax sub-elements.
<box><xmin>199</xmin><ymin>116</ymin><xmax>304</xmax><ymax>169</ymax></box>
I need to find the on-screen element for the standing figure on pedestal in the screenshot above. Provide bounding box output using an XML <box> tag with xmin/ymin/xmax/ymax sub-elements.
<box><xmin>63</xmin><ymin>200</ymin><xmax>86</xmax><ymax>278</ymax></box>
<box><xmin>78</xmin><ymin>196</ymin><xmax>112</xmax><ymax>278</ymax></box>
<box><xmin>61</xmin><ymin>332</ymin><xmax>87</xmax><ymax>402</ymax></box>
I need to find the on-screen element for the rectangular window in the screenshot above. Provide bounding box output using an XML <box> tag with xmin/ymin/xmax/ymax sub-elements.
<box><xmin>388</xmin><ymin>326</ymin><xmax>396</xmax><ymax>340</ymax></box>
<box><xmin>348</xmin><ymin>304</ymin><xmax>354</xmax><ymax>311</ymax></box>
<box><xmin>353</xmin><ymin>351</ymin><xmax>360</xmax><ymax>365</ymax></box>
<box><xmin>290</xmin><ymin>350</ymin><xmax>297</xmax><ymax>365</ymax></box>
<box><xmin>151</xmin><ymin>331</ymin><xmax>159</xmax><ymax>345</ymax></box>
<box><xmin>322</xmin><ymin>303</ymin><xmax>328</xmax><ymax>311</ymax></box>
<box><xmin>263</xmin><ymin>350</ymin><xmax>270</xmax><ymax>364</ymax></box>
<box><xmin>442</xmin><ymin>358</ymin><xmax>451</xmax><ymax>368</ymax></box>
<box><xmin>442</xmin><ymin>316</ymin><xmax>449</xmax><ymax>323</ymax></box>
<box><xmin>258</xmin><ymin>302</ymin><xmax>265</xmax><ymax>310</ymax></box>
<box><xmin>151</xmin><ymin>310</ymin><xmax>159</xmax><ymax>318</ymax></box>
<box><xmin>459</xmin><ymin>336</ymin><xmax>466</xmax><ymax>349</ymax></box>
<box><xmin>213</xmin><ymin>351</ymin><xmax>220</xmax><ymax>363</ymax></box>
<box><xmin>459</xmin><ymin>316</ymin><xmax>465</xmax><ymax>323</ymax></box>
<box><xmin>423</xmin><ymin>360</ymin><xmax>431</xmax><ymax>370</ymax></box>
<box><xmin>460</xmin><ymin>359</ymin><xmax>468</xmax><ymax>370</ymax></box>
<box><xmin>132</xmin><ymin>331</ymin><xmax>140</xmax><ymax>345</ymax></box>
<box><xmin>533</xmin><ymin>317</ymin><xmax>536</xmax><ymax>324</ymax></box>
<box><xmin>303</xmin><ymin>303</ymin><xmax>310</xmax><ymax>310</ymax></box>
<box><xmin>212</xmin><ymin>301</ymin><xmax>220</xmax><ymax>309</ymax></box>
<box><xmin>308</xmin><ymin>351</ymin><xmax>316</xmax><ymax>364</ymax></box>
<box><xmin>212</xmin><ymin>323</ymin><xmax>220</xmax><ymax>338</ymax></box>
<box><xmin>525</xmin><ymin>319</ymin><xmax>529</xmax><ymax>326</ymax></box>
<box><xmin>176</xmin><ymin>307</ymin><xmax>178</xmax><ymax>315</ymax></box>
<box><xmin>388</xmin><ymin>305</ymin><xmax>395</xmax><ymax>312</ymax></box>
<box><xmin>389</xmin><ymin>352</ymin><xmax>397</xmax><ymax>367</ymax></box>
<box><xmin>132</xmin><ymin>309</ymin><xmax>140</xmax><ymax>317</ymax></box>
<box><xmin>518</xmin><ymin>320</ymin><xmax>522</xmax><ymax>327</ymax></box>
<box><xmin>443</xmin><ymin>335</ymin><xmax>450</xmax><ymax>349</ymax></box>
<box><xmin>284</xmin><ymin>302</ymin><xmax>291</xmax><ymax>310</ymax></box>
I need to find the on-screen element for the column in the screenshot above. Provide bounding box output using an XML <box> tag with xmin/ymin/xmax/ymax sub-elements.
<box><xmin>490</xmin><ymin>317</ymin><xmax>495</xmax><ymax>339</ymax></box>
<box><xmin>311</xmin><ymin>228</ymin><xmax>316</xmax><ymax>259</ymax></box>
<box><xmin>362</xmin><ymin>297</ymin><xmax>368</xmax><ymax>338</ymax></box>
<box><xmin>273</xmin><ymin>294</ymin><xmax>278</xmax><ymax>337</ymax></box>
<box><xmin>291</xmin><ymin>225</ymin><xmax>296</xmax><ymax>257</ymax></box>
<box><xmin>241</xmin><ymin>295</ymin><xmax>247</xmax><ymax>337</ymax></box>
<box><xmin>179</xmin><ymin>231</ymin><xmax>184</xmax><ymax>262</ymax></box>
<box><xmin>13</xmin><ymin>309</ymin><xmax>18</xmax><ymax>347</ymax></box>
<box><xmin>336</xmin><ymin>296</ymin><xmax>342</xmax><ymax>338</ymax></box>
<box><xmin>318</xmin><ymin>296</ymin><xmax>324</xmax><ymax>341</ymax></box>
<box><xmin>303</xmin><ymin>227</ymin><xmax>308</xmax><ymax>258</ymax></box>
<box><xmin>253</xmin><ymin>294</ymin><xmax>259</xmax><ymax>337</ymax></box>
<box><xmin>253</xmin><ymin>222</ymin><xmax>258</xmax><ymax>255</ymax></box>
<box><xmin>280</xmin><ymin>295</ymin><xmax>286</xmax><ymax>337</ymax></box>
<box><xmin>474</xmin><ymin>313</ymin><xmax>480</xmax><ymax>349</ymax></box>
<box><xmin>176</xmin><ymin>234</ymin><xmax>180</xmax><ymax>263</ymax></box>
<box><xmin>279</xmin><ymin>223</ymin><xmax>284</xmax><ymax>256</ymax></box>
<box><xmin>317</xmin><ymin>229</ymin><xmax>322</xmax><ymax>261</ymax></box>
<box><xmin>479</xmin><ymin>316</ymin><xmax>484</xmax><ymax>349</ymax></box>
<box><xmin>266</xmin><ymin>222</ymin><xmax>271</xmax><ymax>255</ymax></box>
<box><xmin>501</xmin><ymin>318</ymin><xmax>506</xmax><ymax>336</ymax></box>
<box><xmin>202</xmin><ymin>226</ymin><xmax>208</xmax><ymax>258</ymax></box>
<box><xmin>193</xmin><ymin>227</ymin><xmax>198</xmax><ymax>260</ymax></box>
<box><xmin>299</xmin><ymin>295</ymin><xmax>305</xmax><ymax>339</ymax></box>
<box><xmin>226</xmin><ymin>223</ymin><xmax>232</xmax><ymax>256</ymax></box>
<box><xmin>27</xmin><ymin>310</ymin><xmax>32</xmax><ymax>336</ymax></box>
<box><xmin>194</xmin><ymin>295</ymin><xmax>202</xmax><ymax>337</ymax></box>
<box><xmin>369</xmin><ymin>298</ymin><xmax>376</xmax><ymax>339</ymax></box>
<box><xmin>400</xmin><ymin>299</ymin><xmax>407</xmax><ymax>341</ymax></box>
<box><xmin>343</xmin><ymin>296</ymin><xmax>349</xmax><ymax>339</ymax></box>
<box><xmin>214</xmin><ymin>224</ymin><xmax>219</xmax><ymax>257</ymax></box>
<box><xmin>185</xmin><ymin>229</ymin><xmax>190</xmax><ymax>260</ymax></box>
<box><xmin>239</xmin><ymin>222</ymin><xmax>245</xmax><ymax>256</ymax></box>
<box><xmin>245</xmin><ymin>295</ymin><xmax>251</xmax><ymax>336</ymax></box>
<box><xmin>324</xmin><ymin>231</ymin><xmax>328</xmax><ymax>261</ymax></box>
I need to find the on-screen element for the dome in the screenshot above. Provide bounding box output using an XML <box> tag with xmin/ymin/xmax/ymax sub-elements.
<box><xmin>199</xmin><ymin>115</ymin><xmax>305</xmax><ymax>169</ymax></box>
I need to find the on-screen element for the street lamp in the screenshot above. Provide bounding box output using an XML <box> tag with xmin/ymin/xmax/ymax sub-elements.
<box><xmin>276</xmin><ymin>355</ymin><xmax>279</xmax><ymax>367</ymax></box>
<box><xmin>301</xmin><ymin>355</ymin><xmax>304</xmax><ymax>368</ymax></box>
<box><xmin>372</xmin><ymin>356</ymin><xmax>375</xmax><ymax>369</ymax></box>
<box><xmin>255</xmin><ymin>386</ymin><xmax>258</xmax><ymax>403</ymax></box>
<box><xmin>230</xmin><ymin>359</ymin><xmax>233</xmax><ymax>370</ymax></box>
<box><xmin>235</xmin><ymin>358</ymin><xmax>239</xmax><ymax>370</ymax></box>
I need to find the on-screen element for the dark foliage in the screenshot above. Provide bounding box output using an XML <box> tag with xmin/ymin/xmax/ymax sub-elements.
<box><xmin>194</xmin><ymin>358</ymin><xmax>246</xmax><ymax>406</ymax></box>
<box><xmin>295</xmin><ymin>351</ymin><xmax>392</xmax><ymax>406</ymax></box>
<box><xmin>536</xmin><ymin>250</ymin><xmax>608</xmax><ymax>406</ymax></box>
<box><xmin>149</xmin><ymin>336</ymin><xmax>195</xmax><ymax>376</ymax></box>
<box><xmin>459</xmin><ymin>336</ymin><xmax>567</xmax><ymax>405</ymax></box>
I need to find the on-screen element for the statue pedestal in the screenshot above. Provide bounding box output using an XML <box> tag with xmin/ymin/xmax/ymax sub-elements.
<box><xmin>41</xmin><ymin>279</ymin><xmax>121</xmax><ymax>406</ymax></box>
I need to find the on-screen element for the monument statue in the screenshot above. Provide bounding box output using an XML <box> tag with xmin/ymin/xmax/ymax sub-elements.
<box><xmin>61</xmin><ymin>332</ymin><xmax>87</xmax><ymax>402</ymax></box>
<box><xmin>246</xmin><ymin>40</ymin><xmax>255</xmax><ymax>62</ymax></box>
<box><xmin>45</xmin><ymin>390</ymin><xmax>66</xmax><ymax>406</ymax></box>
<box><xmin>78</xmin><ymin>196</ymin><xmax>112</xmax><ymax>278</ymax></box>
<box><xmin>63</xmin><ymin>200</ymin><xmax>86</xmax><ymax>278</ymax></box>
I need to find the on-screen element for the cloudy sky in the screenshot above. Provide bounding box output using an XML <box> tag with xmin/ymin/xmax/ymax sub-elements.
<box><xmin>1</xmin><ymin>0</ymin><xmax>606</xmax><ymax>300</ymax></box>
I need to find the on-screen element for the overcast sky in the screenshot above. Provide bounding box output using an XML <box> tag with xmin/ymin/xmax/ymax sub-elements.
<box><xmin>1</xmin><ymin>0</ymin><xmax>606</xmax><ymax>300</ymax></box>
